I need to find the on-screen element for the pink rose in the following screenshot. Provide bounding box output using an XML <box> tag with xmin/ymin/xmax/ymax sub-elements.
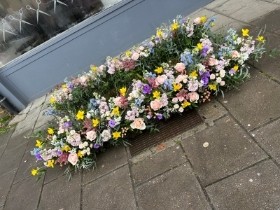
<box><xmin>174</xmin><ymin>63</ymin><xmax>186</xmax><ymax>73</ymax></box>
<box><xmin>130</xmin><ymin>118</ymin><xmax>146</xmax><ymax>130</ymax></box>
<box><xmin>208</xmin><ymin>57</ymin><xmax>218</xmax><ymax>66</ymax></box>
<box><xmin>193</xmin><ymin>17</ymin><xmax>201</xmax><ymax>24</ymax></box>
<box><xmin>68</xmin><ymin>153</ymin><xmax>78</xmax><ymax>166</ymax></box>
<box><xmin>67</xmin><ymin>132</ymin><xmax>82</xmax><ymax>146</ymax></box>
<box><xmin>188</xmin><ymin>92</ymin><xmax>199</xmax><ymax>102</ymax></box>
<box><xmin>231</xmin><ymin>50</ymin><xmax>240</xmax><ymax>58</ymax></box>
<box><xmin>86</xmin><ymin>130</ymin><xmax>97</xmax><ymax>141</ymax></box>
<box><xmin>131</xmin><ymin>52</ymin><xmax>140</xmax><ymax>60</ymax></box>
<box><xmin>150</xmin><ymin>99</ymin><xmax>162</xmax><ymax>111</ymax></box>
<box><xmin>155</xmin><ymin>75</ymin><xmax>167</xmax><ymax>85</ymax></box>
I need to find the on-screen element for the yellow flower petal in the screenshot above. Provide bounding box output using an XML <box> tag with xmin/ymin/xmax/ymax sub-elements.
<box><xmin>242</xmin><ymin>28</ymin><xmax>250</xmax><ymax>37</ymax></box>
<box><xmin>76</xmin><ymin>110</ymin><xmax>85</xmax><ymax>120</ymax></box>
<box><xmin>47</xmin><ymin>128</ymin><xmax>54</xmax><ymax>135</ymax></box>
<box><xmin>112</xmin><ymin>131</ymin><xmax>121</xmax><ymax>140</ymax></box>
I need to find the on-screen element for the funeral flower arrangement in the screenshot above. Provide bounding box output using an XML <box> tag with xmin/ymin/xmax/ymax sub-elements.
<box><xmin>31</xmin><ymin>15</ymin><xmax>265</xmax><ymax>177</ymax></box>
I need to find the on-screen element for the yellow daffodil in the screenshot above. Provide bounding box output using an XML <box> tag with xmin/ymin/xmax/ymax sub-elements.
<box><xmin>119</xmin><ymin>87</ymin><xmax>127</xmax><ymax>96</ymax></box>
<box><xmin>47</xmin><ymin>128</ymin><xmax>54</xmax><ymax>135</ymax></box>
<box><xmin>200</xmin><ymin>16</ymin><xmax>207</xmax><ymax>24</ymax></box>
<box><xmin>49</xmin><ymin>96</ymin><xmax>56</xmax><ymax>104</ymax></box>
<box><xmin>156</xmin><ymin>28</ymin><xmax>163</xmax><ymax>37</ymax></box>
<box><xmin>242</xmin><ymin>28</ymin><xmax>249</xmax><ymax>37</ymax></box>
<box><xmin>125</xmin><ymin>50</ymin><xmax>132</xmax><ymax>57</ymax></box>
<box><xmin>35</xmin><ymin>140</ymin><xmax>43</xmax><ymax>148</ymax></box>
<box><xmin>112</xmin><ymin>131</ymin><xmax>121</xmax><ymax>140</ymax></box>
<box><xmin>111</xmin><ymin>107</ymin><xmax>120</xmax><ymax>117</ymax></box>
<box><xmin>233</xmin><ymin>65</ymin><xmax>239</xmax><ymax>72</ymax></box>
<box><xmin>62</xmin><ymin>145</ymin><xmax>71</xmax><ymax>152</ymax></box>
<box><xmin>46</xmin><ymin>159</ymin><xmax>55</xmax><ymax>168</ymax></box>
<box><xmin>173</xmin><ymin>83</ymin><xmax>182</xmax><ymax>92</ymax></box>
<box><xmin>76</xmin><ymin>110</ymin><xmax>85</xmax><ymax>120</ymax></box>
<box><xmin>77</xmin><ymin>151</ymin><xmax>84</xmax><ymax>158</ymax></box>
<box><xmin>153</xmin><ymin>90</ymin><xmax>161</xmax><ymax>99</ymax></box>
<box><xmin>171</xmin><ymin>22</ymin><xmax>179</xmax><ymax>31</ymax></box>
<box><xmin>257</xmin><ymin>35</ymin><xmax>265</xmax><ymax>43</ymax></box>
<box><xmin>31</xmin><ymin>168</ymin><xmax>39</xmax><ymax>176</ymax></box>
<box><xmin>189</xmin><ymin>71</ymin><xmax>198</xmax><ymax>78</ymax></box>
<box><xmin>196</xmin><ymin>43</ymin><xmax>203</xmax><ymax>50</ymax></box>
<box><xmin>182</xmin><ymin>101</ymin><xmax>191</xmax><ymax>108</ymax></box>
<box><xmin>90</xmin><ymin>65</ymin><xmax>98</xmax><ymax>72</ymax></box>
<box><xmin>92</xmin><ymin>118</ymin><xmax>100</xmax><ymax>127</ymax></box>
<box><xmin>154</xmin><ymin>67</ymin><xmax>163</xmax><ymax>74</ymax></box>
<box><xmin>209</xmin><ymin>83</ymin><xmax>217</xmax><ymax>91</ymax></box>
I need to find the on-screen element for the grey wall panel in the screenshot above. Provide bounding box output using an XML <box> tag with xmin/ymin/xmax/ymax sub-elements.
<box><xmin>0</xmin><ymin>0</ymin><xmax>212</xmax><ymax>110</ymax></box>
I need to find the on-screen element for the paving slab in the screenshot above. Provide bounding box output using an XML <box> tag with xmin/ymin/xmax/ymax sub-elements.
<box><xmin>29</xmin><ymin>95</ymin><xmax>46</xmax><ymax>111</ymax></box>
<box><xmin>198</xmin><ymin>99</ymin><xmax>228</xmax><ymax>122</ymax></box>
<box><xmin>250</xmin><ymin>30</ymin><xmax>280</xmax><ymax>82</ymax></box>
<box><xmin>82</xmin><ymin>165</ymin><xmax>137</xmax><ymax>210</ymax></box>
<box><xmin>43</xmin><ymin>166</ymin><xmax>66</xmax><ymax>184</ymax></box>
<box><xmin>251</xmin><ymin>8</ymin><xmax>280</xmax><ymax>34</ymax></box>
<box><xmin>38</xmin><ymin>172</ymin><xmax>81</xmax><ymax>210</ymax></box>
<box><xmin>206</xmin><ymin>160</ymin><xmax>280</xmax><ymax>210</ymax></box>
<box><xmin>13</xmin><ymin>149</ymin><xmax>40</xmax><ymax>184</ymax></box>
<box><xmin>0</xmin><ymin>128</ymin><xmax>14</xmax><ymax>147</ymax></box>
<box><xmin>16</xmin><ymin>106</ymin><xmax>41</xmax><ymax>131</ymax></box>
<box><xmin>4</xmin><ymin>177</ymin><xmax>43</xmax><ymax>210</ymax></box>
<box><xmin>131</xmin><ymin>145</ymin><xmax>186</xmax><ymax>185</ymax></box>
<box><xmin>5</xmin><ymin>131</ymin><xmax>29</xmax><ymax>151</ymax></box>
<box><xmin>8</xmin><ymin>113</ymin><xmax>27</xmax><ymax>126</ymax></box>
<box><xmin>208</xmin><ymin>0</ymin><xmax>277</xmax><ymax>22</ymax></box>
<box><xmin>18</xmin><ymin>102</ymin><xmax>32</xmax><ymax>115</ymax></box>
<box><xmin>253</xmin><ymin>118</ymin><xmax>280</xmax><ymax>164</ymax></box>
<box><xmin>34</xmin><ymin>108</ymin><xmax>55</xmax><ymax>130</ymax></box>
<box><xmin>181</xmin><ymin>115</ymin><xmax>267</xmax><ymax>186</ymax></box>
<box><xmin>0</xmin><ymin>143</ymin><xmax>27</xmax><ymax>176</ymax></box>
<box><xmin>83</xmin><ymin>146</ymin><xmax>128</xmax><ymax>184</ymax></box>
<box><xmin>136</xmin><ymin>164</ymin><xmax>211</xmax><ymax>210</ymax></box>
<box><xmin>0</xmin><ymin>171</ymin><xmax>16</xmax><ymax>207</ymax></box>
<box><xmin>221</xmin><ymin>71</ymin><xmax>280</xmax><ymax>130</ymax></box>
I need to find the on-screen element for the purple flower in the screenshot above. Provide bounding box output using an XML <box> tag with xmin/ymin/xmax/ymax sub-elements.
<box><xmin>63</xmin><ymin>121</ymin><xmax>72</xmax><ymax>129</ymax></box>
<box><xmin>108</xmin><ymin>119</ymin><xmax>116</xmax><ymax>128</ymax></box>
<box><xmin>94</xmin><ymin>144</ymin><xmax>100</xmax><ymax>149</ymax></box>
<box><xmin>142</xmin><ymin>84</ymin><xmax>152</xmax><ymax>94</ymax></box>
<box><xmin>229</xmin><ymin>69</ymin><xmax>236</xmax><ymax>75</ymax></box>
<box><xmin>201</xmin><ymin>71</ymin><xmax>210</xmax><ymax>86</ymax></box>
<box><xmin>156</xmin><ymin>113</ymin><xmax>163</xmax><ymax>120</ymax></box>
<box><xmin>35</xmin><ymin>153</ymin><xmax>43</xmax><ymax>161</ymax></box>
<box><xmin>56</xmin><ymin>150</ymin><xmax>63</xmax><ymax>156</ymax></box>
<box><xmin>201</xmin><ymin>46</ymin><xmax>209</xmax><ymax>57</ymax></box>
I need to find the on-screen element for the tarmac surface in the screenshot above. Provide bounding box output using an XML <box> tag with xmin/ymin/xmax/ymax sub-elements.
<box><xmin>1</xmin><ymin>0</ymin><xmax>280</xmax><ymax>209</ymax></box>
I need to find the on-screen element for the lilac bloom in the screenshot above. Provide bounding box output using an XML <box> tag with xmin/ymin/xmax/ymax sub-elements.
<box><xmin>201</xmin><ymin>71</ymin><xmax>210</xmax><ymax>86</ymax></box>
<box><xmin>142</xmin><ymin>84</ymin><xmax>152</xmax><ymax>94</ymax></box>
<box><xmin>156</xmin><ymin>113</ymin><xmax>163</xmax><ymax>120</ymax></box>
<box><xmin>108</xmin><ymin>119</ymin><xmax>116</xmax><ymax>128</ymax></box>
<box><xmin>63</xmin><ymin>121</ymin><xmax>72</xmax><ymax>129</ymax></box>
<box><xmin>94</xmin><ymin>144</ymin><xmax>100</xmax><ymax>149</ymax></box>
<box><xmin>201</xmin><ymin>46</ymin><xmax>209</xmax><ymax>57</ymax></box>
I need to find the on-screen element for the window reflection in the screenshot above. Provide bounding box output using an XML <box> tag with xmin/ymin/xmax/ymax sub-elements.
<box><xmin>0</xmin><ymin>0</ymin><xmax>122</xmax><ymax>67</ymax></box>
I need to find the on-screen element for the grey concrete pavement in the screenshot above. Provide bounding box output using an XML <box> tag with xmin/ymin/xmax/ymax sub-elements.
<box><xmin>1</xmin><ymin>0</ymin><xmax>280</xmax><ymax>209</ymax></box>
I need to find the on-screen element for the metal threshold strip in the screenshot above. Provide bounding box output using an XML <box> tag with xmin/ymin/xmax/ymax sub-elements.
<box><xmin>128</xmin><ymin>110</ymin><xmax>203</xmax><ymax>157</ymax></box>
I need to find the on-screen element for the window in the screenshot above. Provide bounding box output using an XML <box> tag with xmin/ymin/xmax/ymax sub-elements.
<box><xmin>0</xmin><ymin>0</ymin><xmax>122</xmax><ymax>67</ymax></box>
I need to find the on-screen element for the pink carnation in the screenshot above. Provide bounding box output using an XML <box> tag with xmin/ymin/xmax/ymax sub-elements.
<box><xmin>188</xmin><ymin>92</ymin><xmax>200</xmax><ymax>102</ymax></box>
<box><xmin>150</xmin><ymin>99</ymin><xmax>162</xmax><ymax>111</ymax></box>
<box><xmin>155</xmin><ymin>75</ymin><xmax>167</xmax><ymax>85</ymax></box>
<box><xmin>131</xmin><ymin>52</ymin><xmax>140</xmax><ymax>60</ymax></box>
<box><xmin>174</xmin><ymin>63</ymin><xmax>186</xmax><ymax>73</ymax></box>
<box><xmin>68</xmin><ymin>153</ymin><xmax>78</xmax><ymax>166</ymax></box>
<box><xmin>130</xmin><ymin>118</ymin><xmax>146</xmax><ymax>130</ymax></box>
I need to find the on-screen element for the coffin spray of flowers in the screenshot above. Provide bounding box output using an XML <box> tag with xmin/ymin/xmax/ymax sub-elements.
<box><xmin>31</xmin><ymin>15</ymin><xmax>265</xmax><ymax>178</ymax></box>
